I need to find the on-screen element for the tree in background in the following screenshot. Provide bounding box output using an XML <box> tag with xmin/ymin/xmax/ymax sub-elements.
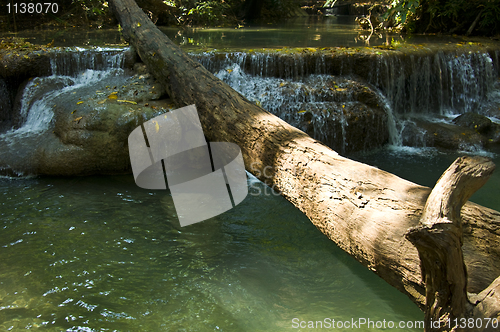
<box><xmin>1</xmin><ymin>0</ymin><xmax>304</xmax><ymax>31</ymax></box>
<box><xmin>383</xmin><ymin>0</ymin><xmax>500</xmax><ymax>35</ymax></box>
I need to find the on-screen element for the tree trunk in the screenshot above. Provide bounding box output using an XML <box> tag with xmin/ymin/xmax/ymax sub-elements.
<box><xmin>109</xmin><ymin>0</ymin><xmax>500</xmax><ymax>324</ymax></box>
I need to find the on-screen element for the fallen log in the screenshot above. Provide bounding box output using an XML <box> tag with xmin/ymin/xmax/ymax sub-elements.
<box><xmin>109</xmin><ymin>0</ymin><xmax>500</xmax><ymax>323</ymax></box>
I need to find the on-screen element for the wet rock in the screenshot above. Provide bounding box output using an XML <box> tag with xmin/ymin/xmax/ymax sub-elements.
<box><xmin>453</xmin><ymin>112</ymin><xmax>492</xmax><ymax>134</ymax></box>
<box><xmin>295</xmin><ymin>101</ymin><xmax>389</xmax><ymax>153</ymax></box>
<box><xmin>269</xmin><ymin>77</ymin><xmax>390</xmax><ymax>153</ymax></box>
<box><xmin>44</xmin><ymin>76</ymin><xmax>171</xmax><ymax>175</ymax></box>
<box><xmin>133</xmin><ymin>62</ymin><xmax>150</xmax><ymax>75</ymax></box>
<box><xmin>400</xmin><ymin>120</ymin><xmax>431</xmax><ymax>147</ymax></box>
<box><xmin>412</xmin><ymin>118</ymin><xmax>487</xmax><ymax>151</ymax></box>
<box><xmin>0</xmin><ymin>50</ymin><xmax>52</xmax><ymax>80</ymax></box>
<box><xmin>0</xmin><ymin>63</ymin><xmax>173</xmax><ymax>176</ymax></box>
<box><xmin>116</xmin><ymin>71</ymin><xmax>167</xmax><ymax>102</ymax></box>
<box><xmin>452</xmin><ymin>112</ymin><xmax>500</xmax><ymax>146</ymax></box>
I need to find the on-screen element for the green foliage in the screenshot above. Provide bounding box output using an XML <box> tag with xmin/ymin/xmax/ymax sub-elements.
<box><xmin>382</xmin><ymin>0</ymin><xmax>500</xmax><ymax>35</ymax></box>
<box><xmin>323</xmin><ymin>0</ymin><xmax>338</xmax><ymax>7</ymax></box>
<box><xmin>261</xmin><ymin>0</ymin><xmax>301</xmax><ymax>19</ymax></box>
<box><xmin>383</xmin><ymin>0</ymin><xmax>420</xmax><ymax>25</ymax></box>
<box><xmin>430</xmin><ymin>0</ymin><xmax>500</xmax><ymax>34</ymax></box>
<box><xmin>477</xmin><ymin>0</ymin><xmax>500</xmax><ymax>32</ymax></box>
<box><xmin>184</xmin><ymin>1</ymin><xmax>232</xmax><ymax>26</ymax></box>
<box><xmin>72</xmin><ymin>0</ymin><xmax>108</xmax><ymax>16</ymax></box>
<box><xmin>173</xmin><ymin>0</ymin><xmax>301</xmax><ymax>26</ymax></box>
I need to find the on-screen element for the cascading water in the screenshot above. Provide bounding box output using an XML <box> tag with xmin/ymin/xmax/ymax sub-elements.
<box><xmin>193</xmin><ymin>48</ymin><xmax>500</xmax><ymax>152</ymax></box>
<box><xmin>213</xmin><ymin>63</ymin><xmax>393</xmax><ymax>153</ymax></box>
<box><xmin>0</xmin><ymin>48</ymin><xmax>127</xmax><ymax>176</ymax></box>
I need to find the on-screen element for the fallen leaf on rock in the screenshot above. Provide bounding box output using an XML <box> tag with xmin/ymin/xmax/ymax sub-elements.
<box><xmin>117</xmin><ymin>100</ymin><xmax>137</xmax><ymax>104</ymax></box>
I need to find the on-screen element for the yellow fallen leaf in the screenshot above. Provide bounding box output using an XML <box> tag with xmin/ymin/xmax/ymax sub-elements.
<box><xmin>280</xmin><ymin>82</ymin><xmax>285</xmax><ymax>87</ymax></box>
<box><xmin>77</xmin><ymin>101</ymin><xmax>84</xmax><ymax>105</ymax></box>
<box><xmin>297</xmin><ymin>110</ymin><xmax>306</xmax><ymax>114</ymax></box>
<box><xmin>137</xmin><ymin>23</ymin><xmax>141</xmax><ymax>27</ymax></box>
<box><xmin>97</xmin><ymin>99</ymin><xmax>106</xmax><ymax>104</ymax></box>
<box><xmin>117</xmin><ymin>100</ymin><xmax>137</xmax><ymax>104</ymax></box>
<box><xmin>108</xmin><ymin>93</ymin><xmax>118</xmax><ymax>100</ymax></box>
<box><xmin>71</xmin><ymin>110</ymin><xmax>77</xmax><ymax>114</ymax></box>
<box><xmin>73</xmin><ymin>117</ymin><xmax>83</xmax><ymax>122</ymax></box>
<box><xmin>226</xmin><ymin>69</ymin><xmax>233</xmax><ymax>73</ymax></box>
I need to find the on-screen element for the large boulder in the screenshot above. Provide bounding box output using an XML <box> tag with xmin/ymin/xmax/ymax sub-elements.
<box><xmin>405</xmin><ymin>118</ymin><xmax>488</xmax><ymax>151</ymax></box>
<box><xmin>0</xmin><ymin>62</ymin><xmax>173</xmax><ymax>176</ymax></box>
<box><xmin>40</xmin><ymin>70</ymin><xmax>170</xmax><ymax>176</ymax></box>
<box><xmin>453</xmin><ymin>112</ymin><xmax>493</xmax><ymax>134</ymax></box>
<box><xmin>453</xmin><ymin>112</ymin><xmax>500</xmax><ymax>145</ymax></box>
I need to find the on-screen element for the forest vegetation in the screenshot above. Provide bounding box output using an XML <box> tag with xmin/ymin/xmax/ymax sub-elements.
<box><xmin>1</xmin><ymin>0</ymin><xmax>499</xmax><ymax>37</ymax></box>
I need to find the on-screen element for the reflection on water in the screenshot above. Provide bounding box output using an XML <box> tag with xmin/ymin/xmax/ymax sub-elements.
<box><xmin>0</xmin><ymin>174</ymin><xmax>423</xmax><ymax>331</ymax></box>
<box><xmin>1</xmin><ymin>16</ymin><xmax>462</xmax><ymax>50</ymax></box>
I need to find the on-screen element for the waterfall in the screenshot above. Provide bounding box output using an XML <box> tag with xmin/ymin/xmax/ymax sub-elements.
<box><xmin>49</xmin><ymin>47</ymin><xmax>126</xmax><ymax>77</ymax></box>
<box><xmin>193</xmin><ymin>50</ymin><xmax>497</xmax><ymax>116</ymax></box>
<box><xmin>193</xmin><ymin>48</ymin><xmax>499</xmax><ymax>151</ymax></box>
<box><xmin>0</xmin><ymin>48</ymin><xmax>128</xmax><ymax>176</ymax></box>
<box><xmin>12</xmin><ymin>48</ymin><xmax>127</xmax><ymax>134</ymax></box>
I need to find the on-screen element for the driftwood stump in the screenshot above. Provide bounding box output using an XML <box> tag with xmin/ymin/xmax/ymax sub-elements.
<box><xmin>407</xmin><ymin>156</ymin><xmax>499</xmax><ymax>331</ymax></box>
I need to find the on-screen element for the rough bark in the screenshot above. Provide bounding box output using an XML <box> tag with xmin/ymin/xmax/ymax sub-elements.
<box><xmin>406</xmin><ymin>156</ymin><xmax>497</xmax><ymax>331</ymax></box>
<box><xmin>109</xmin><ymin>0</ymin><xmax>500</xmax><ymax>316</ymax></box>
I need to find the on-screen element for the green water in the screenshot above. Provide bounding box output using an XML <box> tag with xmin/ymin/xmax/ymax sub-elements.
<box><xmin>1</xmin><ymin>16</ymin><xmax>462</xmax><ymax>50</ymax></box>
<box><xmin>349</xmin><ymin>146</ymin><xmax>500</xmax><ymax>212</ymax></box>
<box><xmin>3</xmin><ymin>15</ymin><xmax>497</xmax><ymax>332</ymax></box>
<box><xmin>0</xmin><ymin>174</ymin><xmax>423</xmax><ymax>331</ymax></box>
